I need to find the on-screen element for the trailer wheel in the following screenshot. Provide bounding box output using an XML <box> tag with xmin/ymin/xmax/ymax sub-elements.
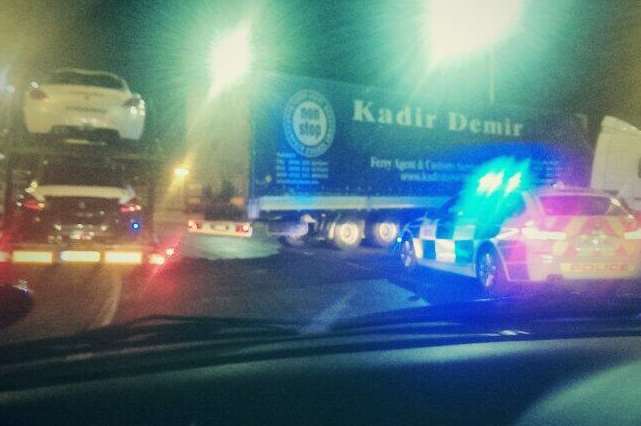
<box><xmin>331</xmin><ymin>218</ymin><xmax>363</xmax><ymax>250</ymax></box>
<box><xmin>367</xmin><ymin>219</ymin><xmax>399</xmax><ymax>248</ymax></box>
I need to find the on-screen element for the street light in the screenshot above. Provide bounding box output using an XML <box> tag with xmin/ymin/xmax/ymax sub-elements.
<box><xmin>173</xmin><ymin>166</ymin><xmax>190</xmax><ymax>212</ymax></box>
<box><xmin>426</xmin><ymin>0</ymin><xmax>522</xmax><ymax>104</ymax></box>
<box><xmin>207</xmin><ymin>23</ymin><xmax>252</xmax><ymax>97</ymax></box>
<box><xmin>174</xmin><ymin>166</ymin><xmax>190</xmax><ymax>178</ymax></box>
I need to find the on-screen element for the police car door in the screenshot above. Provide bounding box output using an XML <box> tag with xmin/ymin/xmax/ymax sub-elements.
<box><xmin>419</xmin><ymin>198</ymin><xmax>476</xmax><ymax>276</ymax></box>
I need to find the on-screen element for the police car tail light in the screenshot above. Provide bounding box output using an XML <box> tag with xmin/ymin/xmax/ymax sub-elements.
<box><xmin>521</xmin><ymin>221</ymin><xmax>566</xmax><ymax>241</ymax></box>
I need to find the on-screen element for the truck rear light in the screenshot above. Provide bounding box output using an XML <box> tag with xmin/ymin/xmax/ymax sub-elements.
<box><xmin>60</xmin><ymin>250</ymin><xmax>101</xmax><ymax>263</ymax></box>
<box><xmin>120</xmin><ymin>198</ymin><xmax>142</xmax><ymax>213</ymax></box>
<box><xmin>104</xmin><ymin>251</ymin><xmax>143</xmax><ymax>265</ymax></box>
<box><xmin>29</xmin><ymin>88</ymin><xmax>48</xmax><ymax>100</ymax></box>
<box><xmin>12</xmin><ymin>251</ymin><xmax>53</xmax><ymax>264</ymax></box>
<box><xmin>235</xmin><ymin>223</ymin><xmax>251</xmax><ymax>234</ymax></box>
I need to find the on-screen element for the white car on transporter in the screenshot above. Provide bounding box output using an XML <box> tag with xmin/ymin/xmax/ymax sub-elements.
<box><xmin>23</xmin><ymin>68</ymin><xmax>145</xmax><ymax>143</ymax></box>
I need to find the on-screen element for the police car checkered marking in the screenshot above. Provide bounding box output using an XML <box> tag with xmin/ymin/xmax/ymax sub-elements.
<box><xmin>435</xmin><ymin>239</ymin><xmax>456</xmax><ymax>262</ymax></box>
<box><xmin>422</xmin><ymin>240</ymin><xmax>436</xmax><ymax>260</ymax></box>
<box><xmin>420</xmin><ymin>222</ymin><xmax>477</xmax><ymax>264</ymax></box>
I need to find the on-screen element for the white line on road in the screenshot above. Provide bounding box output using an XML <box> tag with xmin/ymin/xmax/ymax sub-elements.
<box><xmin>303</xmin><ymin>289</ymin><xmax>356</xmax><ymax>334</ymax></box>
<box><xmin>91</xmin><ymin>269</ymin><xmax>123</xmax><ymax>328</ymax></box>
<box><xmin>344</xmin><ymin>261</ymin><xmax>372</xmax><ymax>272</ymax></box>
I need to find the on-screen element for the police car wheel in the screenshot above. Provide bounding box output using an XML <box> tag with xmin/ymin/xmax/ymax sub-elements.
<box><xmin>400</xmin><ymin>237</ymin><xmax>417</xmax><ymax>270</ymax></box>
<box><xmin>476</xmin><ymin>248</ymin><xmax>507</xmax><ymax>296</ymax></box>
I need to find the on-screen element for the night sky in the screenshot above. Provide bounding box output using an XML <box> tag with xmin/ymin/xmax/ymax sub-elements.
<box><xmin>4</xmin><ymin>0</ymin><xmax>641</xmax><ymax>146</ymax></box>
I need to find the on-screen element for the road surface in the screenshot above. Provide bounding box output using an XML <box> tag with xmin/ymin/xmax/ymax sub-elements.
<box><xmin>0</xmin><ymin>230</ymin><xmax>482</xmax><ymax>345</ymax></box>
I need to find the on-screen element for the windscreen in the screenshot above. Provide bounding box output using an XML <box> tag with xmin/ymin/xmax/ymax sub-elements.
<box><xmin>4</xmin><ymin>1</ymin><xmax>641</xmax><ymax>358</ymax></box>
<box><xmin>540</xmin><ymin>195</ymin><xmax>627</xmax><ymax>216</ymax></box>
<box><xmin>41</xmin><ymin>165</ymin><xmax>124</xmax><ymax>187</ymax></box>
<box><xmin>47</xmin><ymin>71</ymin><xmax>124</xmax><ymax>89</ymax></box>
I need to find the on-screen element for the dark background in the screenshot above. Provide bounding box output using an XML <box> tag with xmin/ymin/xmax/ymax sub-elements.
<box><xmin>3</xmin><ymin>0</ymin><xmax>641</xmax><ymax>151</ymax></box>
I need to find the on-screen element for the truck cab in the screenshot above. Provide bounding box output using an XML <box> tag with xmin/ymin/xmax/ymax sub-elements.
<box><xmin>592</xmin><ymin>116</ymin><xmax>641</xmax><ymax>212</ymax></box>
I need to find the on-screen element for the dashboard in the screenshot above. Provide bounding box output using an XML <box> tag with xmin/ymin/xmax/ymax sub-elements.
<box><xmin>1</xmin><ymin>334</ymin><xmax>641</xmax><ymax>425</ymax></box>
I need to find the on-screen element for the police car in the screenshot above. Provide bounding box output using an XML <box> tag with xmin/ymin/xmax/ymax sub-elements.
<box><xmin>398</xmin><ymin>186</ymin><xmax>641</xmax><ymax>296</ymax></box>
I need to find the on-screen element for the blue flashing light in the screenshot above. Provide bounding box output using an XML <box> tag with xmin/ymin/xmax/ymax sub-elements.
<box><xmin>130</xmin><ymin>222</ymin><xmax>141</xmax><ymax>232</ymax></box>
<box><xmin>505</xmin><ymin>172</ymin><xmax>522</xmax><ymax>194</ymax></box>
<box><xmin>477</xmin><ymin>171</ymin><xmax>504</xmax><ymax>194</ymax></box>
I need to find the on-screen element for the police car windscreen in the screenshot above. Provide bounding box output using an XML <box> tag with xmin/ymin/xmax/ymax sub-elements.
<box><xmin>540</xmin><ymin>195</ymin><xmax>626</xmax><ymax>216</ymax></box>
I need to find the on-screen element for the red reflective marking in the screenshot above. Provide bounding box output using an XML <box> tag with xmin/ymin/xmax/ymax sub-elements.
<box><xmin>578</xmin><ymin>217</ymin><xmax>616</xmax><ymax>236</ymax></box>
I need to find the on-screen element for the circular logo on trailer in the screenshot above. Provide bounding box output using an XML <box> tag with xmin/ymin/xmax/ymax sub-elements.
<box><xmin>283</xmin><ymin>89</ymin><xmax>336</xmax><ymax>158</ymax></box>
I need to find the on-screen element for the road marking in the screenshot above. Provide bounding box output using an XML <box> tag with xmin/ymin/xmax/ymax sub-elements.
<box><xmin>345</xmin><ymin>261</ymin><xmax>372</xmax><ymax>271</ymax></box>
<box><xmin>91</xmin><ymin>269</ymin><xmax>123</xmax><ymax>328</ymax></box>
<box><xmin>303</xmin><ymin>289</ymin><xmax>356</xmax><ymax>334</ymax></box>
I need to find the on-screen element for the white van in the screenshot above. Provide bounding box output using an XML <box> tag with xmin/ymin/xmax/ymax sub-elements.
<box><xmin>591</xmin><ymin>116</ymin><xmax>641</xmax><ymax>211</ymax></box>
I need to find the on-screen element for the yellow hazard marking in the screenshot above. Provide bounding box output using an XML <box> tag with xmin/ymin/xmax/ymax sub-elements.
<box><xmin>620</xmin><ymin>240</ymin><xmax>641</xmax><ymax>257</ymax></box>
<box><xmin>552</xmin><ymin>240</ymin><xmax>569</xmax><ymax>257</ymax></box>
<box><xmin>564</xmin><ymin>217</ymin><xmax>588</xmax><ymax>237</ymax></box>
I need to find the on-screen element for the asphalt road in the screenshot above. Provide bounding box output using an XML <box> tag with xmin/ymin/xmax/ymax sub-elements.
<box><xmin>0</xmin><ymin>230</ymin><xmax>484</xmax><ymax>345</ymax></box>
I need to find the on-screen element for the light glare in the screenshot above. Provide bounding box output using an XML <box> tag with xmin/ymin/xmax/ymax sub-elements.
<box><xmin>505</xmin><ymin>172</ymin><xmax>522</xmax><ymax>193</ymax></box>
<box><xmin>428</xmin><ymin>0</ymin><xmax>522</xmax><ymax>66</ymax></box>
<box><xmin>208</xmin><ymin>23</ymin><xmax>252</xmax><ymax>97</ymax></box>
<box><xmin>174</xmin><ymin>167</ymin><xmax>190</xmax><ymax>177</ymax></box>
<box><xmin>478</xmin><ymin>172</ymin><xmax>504</xmax><ymax>194</ymax></box>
